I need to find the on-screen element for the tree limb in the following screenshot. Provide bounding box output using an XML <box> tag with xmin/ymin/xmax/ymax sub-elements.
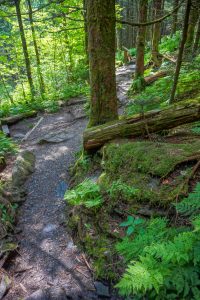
<box><xmin>116</xmin><ymin>0</ymin><xmax>185</xmax><ymax>27</ymax></box>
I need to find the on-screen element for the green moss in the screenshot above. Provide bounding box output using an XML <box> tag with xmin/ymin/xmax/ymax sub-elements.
<box><xmin>102</xmin><ymin>140</ymin><xmax>200</xmax><ymax>205</ymax></box>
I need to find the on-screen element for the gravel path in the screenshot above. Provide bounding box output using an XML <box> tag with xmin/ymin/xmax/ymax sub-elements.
<box><xmin>4</xmin><ymin>65</ymin><xmax>134</xmax><ymax>300</ymax></box>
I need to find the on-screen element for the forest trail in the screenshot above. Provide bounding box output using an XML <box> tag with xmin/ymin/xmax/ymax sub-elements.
<box><xmin>4</xmin><ymin>65</ymin><xmax>134</xmax><ymax>300</ymax></box>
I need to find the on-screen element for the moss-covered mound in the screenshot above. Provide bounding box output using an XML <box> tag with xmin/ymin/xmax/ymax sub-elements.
<box><xmin>101</xmin><ymin>139</ymin><xmax>200</xmax><ymax>205</ymax></box>
<box><xmin>67</xmin><ymin>138</ymin><xmax>200</xmax><ymax>279</ymax></box>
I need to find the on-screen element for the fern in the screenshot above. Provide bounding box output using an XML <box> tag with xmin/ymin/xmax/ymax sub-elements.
<box><xmin>116</xmin><ymin>216</ymin><xmax>200</xmax><ymax>298</ymax></box>
<box><xmin>64</xmin><ymin>179</ymin><xmax>103</xmax><ymax>209</ymax></box>
<box><xmin>116</xmin><ymin>218</ymin><xmax>171</xmax><ymax>261</ymax></box>
<box><xmin>175</xmin><ymin>183</ymin><xmax>200</xmax><ymax>217</ymax></box>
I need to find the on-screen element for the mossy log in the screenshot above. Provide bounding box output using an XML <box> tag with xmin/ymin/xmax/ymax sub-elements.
<box><xmin>1</xmin><ymin>111</ymin><xmax>37</xmax><ymax>125</ymax></box>
<box><xmin>145</xmin><ymin>70</ymin><xmax>168</xmax><ymax>85</ymax></box>
<box><xmin>83</xmin><ymin>100</ymin><xmax>200</xmax><ymax>151</ymax></box>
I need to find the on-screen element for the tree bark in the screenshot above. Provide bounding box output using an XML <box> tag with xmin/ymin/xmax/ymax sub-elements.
<box><xmin>87</xmin><ymin>0</ymin><xmax>118</xmax><ymax>126</ymax></box>
<box><xmin>185</xmin><ymin>0</ymin><xmax>199</xmax><ymax>54</ymax></box>
<box><xmin>132</xmin><ymin>0</ymin><xmax>148</xmax><ymax>91</ymax></box>
<box><xmin>170</xmin><ymin>0</ymin><xmax>191</xmax><ymax>104</ymax></box>
<box><xmin>83</xmin><ymin>0</ymin><xmax>89</xmax><ymax>64</ymax></box>
<box><xmin>193</xmin><ymin>16</ymin><xmax>200</xmax><ymax>55</ymax></box>
<box><xmin>172</xmin><ymin>0</ymin><xmax>179</xmax><ymax>35</ymax></box>
<box><xmin>83</xmin><ymin>100</ymin><xmax>200</xmax><ymax>151</ymax></box>
<box><xmin>151</xmin><ymin>0</ymin><xmax>163</xmax><ymax>67</ymax></box>
<box><xmin>27</xmin><ymin>0</ymin><xmax>45</xmax><ymax>95</ymax></box>
<box><xmin>15</xmin><ymin>0</ymin><xmax>35</xmax><ymax>99</ymax></box>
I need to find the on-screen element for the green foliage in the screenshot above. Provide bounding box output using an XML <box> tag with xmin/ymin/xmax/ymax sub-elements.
<box><xmin>0</xmin><ymin>0</ymin><xmax>89</xmax><ymax>118</ymax></box>
<box><xmin>175</xmin><ymin>183</ymin><xmax>200</xmax><ymax>217</ymax></box>
<box><xmin>0</xmin><ymin>132</ymin><xmax>17</xmax><ymax>162</ymax></box>
<box><xmin>120</xmin><ymin>216</ymin><xmax>145</xmax><ymax>236</ymax></box>
<box><xmin>129</xmin><ymin>48</ymin><xmax>136</xmax><ymax>57</ymax></box>
<box><xmin>192</xmin><ymin>122</ymin><xmax>200</xmax><ymax>134</ymax></box>
<box><xmin>159</xmin><ymin>31</ymin><xmax>181</xmax><ymax>54</ymax></box>
<box><xmin>126</xmin><ymin>76</ymin><xmax>172</xmax><ymax>115</ymax></box>
<box><xmin>116</xmin><ymin>217</ymin><xmax>200</xmax><ymax>299</ymax></box>
<box><xmin>108</xmin><ymin>180</ymin><xmax>139</xmax><ymax>202</ymax></box>
<box><xmin>116</xmin><ymin>218</ymin><xmax>171</xmax><ymax>261</ymax></box>
<box><xmin>64</xmin><ymin>179</ymin><xmax>103</xmax><ymax>209</ymax></box>
<box><xmin>0</xmin><ymin>203</ymin><xmax>18</xmax><ymax>226</ymax></box>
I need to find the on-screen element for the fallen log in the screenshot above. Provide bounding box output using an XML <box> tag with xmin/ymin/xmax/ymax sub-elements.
<box><xmin>144</xmin><ymin>70</ymin><xmax>168</xmax><ymax>85</ymax></box>
<box><xmin>161</xmin><ymin>54</ymin><xmax>176</xmax><ymax>64</ymax></box>
<box><xmin>83</xmin><ymin>100</ymin><xmax>200</xmax><ymax>151</ymax></box>
<box><xmin>1</xmin><ymin>111</ymin><xmax>37</xmax><ymax>125</ymax></box>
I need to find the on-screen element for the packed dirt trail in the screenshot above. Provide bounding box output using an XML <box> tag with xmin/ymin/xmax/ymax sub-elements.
<box><xmin>4</xmin><ymin>64</ymin><xmax>134</xmax><ymax>300</ymax></box>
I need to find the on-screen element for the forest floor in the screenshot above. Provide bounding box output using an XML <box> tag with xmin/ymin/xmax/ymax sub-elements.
<box><xmin>2</xmin><ymin>64</ymin><xmax>134</xmax><ymax>300</ymax></box>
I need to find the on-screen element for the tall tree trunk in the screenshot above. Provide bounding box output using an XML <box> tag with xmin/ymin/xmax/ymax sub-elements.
<box><xmin>170</xmin><ymin>0</ymin><xmax>192</xmax><ymax>104</ymax></box>
<box><xmin>83</xmin><ymin>0</ymin><xmax>89</xmax><ymax>64</ymax></box>
<box><xmin>185</xmin><ymin>0</ymin><xmax>199</xmax><ymax>55</ymax></box>
<box><xmin>193</xmin><ymin>16</ymin><xmax>200</xmax><ymax>54</ymax></box>
<box><xmin>15</xmin><ymin>0</ymin><xmax>35</xmax><ymax>99</ymax></box>
<box><xmin>87</xmin><ymin>0</ymin><xmax>118</xmax><ymax>127</ymax></box>
<box><xmin>131</xmin><ymin>0</ymin><xmax>148</xmax><ymax>91</ymax></box>
<box><xmin>151</xmin><ymin>0</ymin><xmax>162</xmax><ymax>67</ymax></box>
<box><xmin>27</xmin><ymin>0</ymin><xmax>45</xmax><ymax>96</ymax></box>
<box><xmin>171</xmin><ymin>0</ymin><xmax>179</xmax><ymax>35</ymax></box>
<box><xmin>0</xmin><ymin>75</ymin><xmax>13</xmax><ymax>104</ymax></box>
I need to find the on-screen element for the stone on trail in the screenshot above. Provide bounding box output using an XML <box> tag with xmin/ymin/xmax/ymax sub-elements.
<box><xmin>12</xmin><ymin>150</ymin><xmax>35</xmax><ymax>187</ymax></box>
<box><xmin>0</xmin><ymin>274</ymin><xmax>11</xmax><ymax>300</ymax></box>
<box><xmin>25</xmin><ymin>287</ymin><xmax>81</xmax><ymax>300</ymax></box>
<box><xmin>37</xmin><ymin>131</ymin><xmax>74</xmax><ymax>144</ymax></box>
<box><xmin>94</xmin><ymin>281</ymin><xmax>110</xmax><ymax>298</ymax></box>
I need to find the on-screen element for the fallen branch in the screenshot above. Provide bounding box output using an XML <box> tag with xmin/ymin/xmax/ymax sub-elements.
<box><xmin>22</xmin><ymin>117</ymin><xmax>44</xmax><ymax>142</ymax></box>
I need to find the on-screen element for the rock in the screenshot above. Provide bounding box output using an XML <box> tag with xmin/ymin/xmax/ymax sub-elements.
<box><xmin>25</xmin><ymin>287</ymin><xmax>71</xmax><ymax>300</ymax></box>
<box><xmin>42</xmin><ymin>224</ymin><xmax>57</xmax><ymax>234</ymax></box>
<box><xmin>37</xmin><ymin>131</ymin><xmax>74</xmax><ymax>144</ymax></box>
<box><xmin>70</xmin><ymin>105</ymin><xmax>86</xmax><ymax>120</ymax></box>
<box><xmin>94</xmin><ymin>281</ymin><xmax>110</xmax><ymax>298</ymax></box>
<box><xmin>12</xmin><ymin>151</ymin><xmax>35</xmax><ymax>187</ymax></box>
<box><xmin>25</xmin><ymin>289</ymin><xmax>49</xmax><ymax>300</ymax></box>
<box><xmin>12</xmin><ymin>133</ymin><xmax>25</xmax><ymax>139</ymax></box>
<box><xmin>0</xmin><ymin>274</ymin><xmax>11</xmax><ymax>300</ymax></box>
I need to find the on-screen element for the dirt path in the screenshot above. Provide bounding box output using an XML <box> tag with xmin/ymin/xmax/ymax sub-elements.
<box><xmin>4</xmin><ymin>65</ymin><xmax>134</xmax><ymax>300</ymax></box>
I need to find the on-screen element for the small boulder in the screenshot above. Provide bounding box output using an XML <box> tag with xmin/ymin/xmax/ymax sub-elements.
<box><xmin>12</xmin><ymin>151</ymin><xmax>35</xmax><ymax>187</ymax></box>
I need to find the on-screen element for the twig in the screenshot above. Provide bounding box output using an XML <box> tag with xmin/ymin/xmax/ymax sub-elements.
<box><xmin>75</xmin><ymin>267</ymin><xmax>90</xmax><ymax>278</ymax></box>
<box><xmin>22</xmin><ymin>117</ymin><xmax>44</xmax><ymax>142</ymax></box>
<box><xmin>81</xmin><ymin>254</ymin><xmax>92</xmax><ymax>271</ymax></box>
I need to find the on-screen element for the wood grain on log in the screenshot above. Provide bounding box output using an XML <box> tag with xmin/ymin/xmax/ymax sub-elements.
<box><xmin>83</xmin><ymin>100</ymin><xmax>200</xmax><ymax>151</ymax></box>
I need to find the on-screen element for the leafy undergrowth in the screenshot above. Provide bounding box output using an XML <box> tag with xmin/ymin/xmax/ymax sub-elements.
<box><xmin>126</xmin><ymin>39</ymin><xmax>200</xmax><ymax>115</ymax></box>
<box><xmin>0</xmin><ymin>81</ymin><xmax>89</xmax><ymax>118</ymax></box>
<box><xmin>0</xmin><ymin>132</ymin><xmax>17</xmax><ymax>169</ymax></box>
<box><xmin>66</xmin><ymin>134</ymin><xmax>200</xmax><ymax>298</ymax></box>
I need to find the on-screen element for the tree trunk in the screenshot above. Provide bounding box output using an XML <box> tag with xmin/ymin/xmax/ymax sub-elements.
<box><xmin>15</xmin><ymin>0</ymin><xmax>35</xmax><ymax>99</ymax></box>
<box><xmin>185</xmin><ymin>0</ymin><xmax>199</xmax><ymax>55</ymax></box>
<box><xmin>151</xmin><ymin>0</ymin><xmax>163</xmax><ymax>67</ymax></box>
<box><xmin>87</xmin><ymin>0</ymin><xmax>118</xmax><ymax>126</ymax></box>
<box><xmin>83</xmin><ymin>0</ymin><xmax>89</xmax><ymax>64</ymax></box>
<box><xmin>27</xmin><ymin>0</ymin><xmax>45</xmax><ymax>95</ymax></box>
<box><xmin>171</xmin><ymin>0</ymin><xmax>179</xmax><ymax>35</ymax></box>
<box><xmin>193</xmin><ymin>16</ymin><xmax>200</xmax><ymax>55</ymax></box>
<box><xmin>170</xmin><ymin>0</ymin><xmax>191</xmax><ymax>104</ymax></box>
<box><xmin>83</xmin><ymin>100</ymin><xmax>200</xmax><ymax>151</ymax></box>
<box><xmin>132</xmin><ymin>0</ymin><xmax>148</xmax><ymax>91</ymax></box>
